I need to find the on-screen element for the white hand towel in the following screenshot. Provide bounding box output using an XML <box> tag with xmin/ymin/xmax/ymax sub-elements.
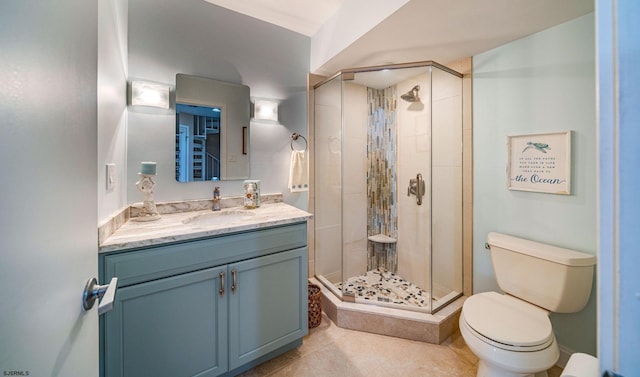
<box><xmin>289</xmin><ymin>150</ymin><xmax>308</xmax><ymax>192</ymax></box>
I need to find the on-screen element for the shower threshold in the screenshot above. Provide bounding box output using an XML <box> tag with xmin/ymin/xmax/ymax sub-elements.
<box><xmin>312</xmin><ymin>276</ymin><xmax>465</xmax><ymax>344</ymax></box>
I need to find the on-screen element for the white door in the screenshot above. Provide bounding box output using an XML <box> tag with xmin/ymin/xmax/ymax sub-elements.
<box><xmin>0</xmin><ymin>1</ymin><xmax>99</xmax><ymax>376</ymax></box>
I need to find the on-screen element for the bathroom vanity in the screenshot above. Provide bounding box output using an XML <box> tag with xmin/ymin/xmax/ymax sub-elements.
<box><xmin>98</xmin><ymin>201</ymin><xmax>311</xmax><ymax>377</ymax></box>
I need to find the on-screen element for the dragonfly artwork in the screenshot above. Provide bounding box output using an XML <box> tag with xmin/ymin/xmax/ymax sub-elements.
<box><xmin>508</xmin><ymin>131</ymin><xmax>571</xmax><ymax>195</ymax></box>
<box><xmin>522</xmin><ymin>142</ymin><xmax>551</xmax><ymax>153</ymax></box>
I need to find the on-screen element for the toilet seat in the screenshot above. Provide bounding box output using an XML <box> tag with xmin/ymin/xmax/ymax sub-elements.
<box><xmin>462</xmin><ymin>292</ymin><xmax>554</xmax><ymax>352</ymax></box>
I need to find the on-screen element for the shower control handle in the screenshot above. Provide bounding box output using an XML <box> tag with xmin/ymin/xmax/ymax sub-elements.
<box><xmin>407</xmin><ymin>173</ymin><xmax>425</xmax><ymax>205</ymax></box>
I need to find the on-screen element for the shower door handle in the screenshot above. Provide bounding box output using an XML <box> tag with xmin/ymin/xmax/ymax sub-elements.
<box><xmin>407</xmin><ymin>173</ymin><xmax>425</xmax><ymax>205</ymax></box>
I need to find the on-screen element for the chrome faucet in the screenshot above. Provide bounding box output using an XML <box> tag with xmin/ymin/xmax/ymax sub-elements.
<box><xmin>213</xmin><ymin>186</ymin><xmax>221</xmax><ymax>211</ymax></box>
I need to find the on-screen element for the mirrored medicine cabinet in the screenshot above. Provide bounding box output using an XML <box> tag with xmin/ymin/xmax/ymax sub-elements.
<box><xmin>175</xmin><ymin>74</ymin><xmax>250</xmax><ymax>182</ymax></box>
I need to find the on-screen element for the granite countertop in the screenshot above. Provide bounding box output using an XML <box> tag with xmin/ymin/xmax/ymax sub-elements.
<box><xmin>99</xmin><ymin>201</ymin><xmax>312</xmax><ymax>253</ymax></box>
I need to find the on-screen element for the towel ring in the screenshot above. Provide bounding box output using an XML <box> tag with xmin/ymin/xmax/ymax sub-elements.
<box><xmin>290</xmin><ymin>133</ymin><xmax>308</xmax><ymax>151</ymax></box>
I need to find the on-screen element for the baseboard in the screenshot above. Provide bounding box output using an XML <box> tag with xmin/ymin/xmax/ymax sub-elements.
<box><xmin>557</xmin><ymin>345</ymin><xmax>574</xmax><ymax>369</ymax></box>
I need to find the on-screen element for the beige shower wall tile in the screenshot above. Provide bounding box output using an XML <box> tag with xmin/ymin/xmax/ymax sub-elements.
<box><xmin>313</xmin><ymin>187</ymin><xmax>341</xmax><ymax>228</ymax></box>
<box><xmin>314</xmin><ymin>77</ymin><xmax>341</xmax><ymax>107</ymax></box>
<box><xmin>432</xmin><ymin>167</ymin><xmax>463</xmax><ymax>238</ymax></box>
<box><xmin>432</xmin><ymin>95</ymin><xmax>463</xmax><ymax>167</ymax></box>
<box><xmin>446</xmin><ymin>57</ymin><xmax>472</xmax><ymax>76</ymax></box>
<box><xmin>462</xmin><ymin>124</ymin><xmax>473</xmax><ymax>295</ymax></box>
<box><xmin>315</xmin><ymin>225</ymin><xmax>342</xmax><ymax>281</ymax></box>
<box><xmin>463</xmin><ymin>213</ymin><xmax>473</xmax><ymax>295</ymax></box>
<box><xmin>342</xmin><ymin>192</ymin><xmax>367</xmax><ymax>243</ymax></box>
<box><xmin>452</xmin><ymin>57</ymin><xmax>473</xmax><ymax>296</ymax></box>
<box><xmin>342</xmin><ymin>143</ymin><xmax>366</xmax><ymax>195</ymax></box>
<box><xmin>432</xmin><ymin>67</ymin><xmax>463</xmax><ymax>101</ymax></box>
<box><xmin>463</xmin><ymin>73</ymin><xmax>472</xmax><ymax>131</ymax></box>
<box><xmin>343</xmin><ymin>83</ymin><xmax>368</xmax><ymax>141</ymax></box>
<box><xmin>344</xmin><ymin>239</ymin><xmax>367</xmax><ymax>278</ymax></box>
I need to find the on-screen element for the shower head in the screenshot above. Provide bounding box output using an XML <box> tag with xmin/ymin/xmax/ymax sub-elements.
<box><xmin>400</xmin><ymin>85</ymin><xmax>421</xmax><ymax>102</ymax></box>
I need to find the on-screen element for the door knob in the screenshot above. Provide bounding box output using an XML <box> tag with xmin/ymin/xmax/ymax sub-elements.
<box><xmin>82</xmin><ymin>277</ymin><xmax>118</xmax><ymax>315</ymax></box>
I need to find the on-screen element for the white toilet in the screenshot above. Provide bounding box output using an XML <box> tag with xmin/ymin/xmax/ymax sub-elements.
<box><xmin>460</xmin><ymin>232</ymin><xmax>596</xmax><ymax>377</ymax></box>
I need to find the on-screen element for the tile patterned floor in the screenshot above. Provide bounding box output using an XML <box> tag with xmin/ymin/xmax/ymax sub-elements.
<box><xmin>239</xmin><ymin>312</ymin><xmax>564</xmax><ymax>377</ymax></box>
<box><xmin>337</xmin><ymin>269</ymin><xmax>432</xmax><ymax>307</ymax></box>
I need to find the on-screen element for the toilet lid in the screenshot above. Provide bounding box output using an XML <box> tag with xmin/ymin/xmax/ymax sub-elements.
<box><xmin>462</xmin><ymin>292</ymin><xmax>553</xmax><ymax>349</ymax></box>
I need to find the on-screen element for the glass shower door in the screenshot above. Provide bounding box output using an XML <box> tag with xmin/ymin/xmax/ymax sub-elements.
<box><xmin>313</xmin><ymin>62</ymin><xmax>463</xmax><ymax>314</ymax></box>
<box><xmin>313</xmin><ymin>75</ymin><xmax>344</xmax><ymax>297</ymax></box>
<box><xmin>430</xmin><ymin>65</ymin><xmax>464</xmax><ymax>312</ymax></box>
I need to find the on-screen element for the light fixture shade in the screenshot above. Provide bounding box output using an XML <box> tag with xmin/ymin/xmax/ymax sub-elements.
<box><xmin>253</xmin><ymin>99</ymin><xmax>278</xmax><ymax>121</ymax></box>
<box><xmin>130</xmin><ymin>80</ymin><xmax>170</xmax><ymax>109</ymax></box>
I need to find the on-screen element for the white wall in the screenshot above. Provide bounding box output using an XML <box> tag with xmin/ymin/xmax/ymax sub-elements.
<box><xmin>98</xmin><ymin>0</ymin><xmax>128</xmax><ymax>222</ymax></box>
<box><xmin>310</xmin><ymin>0</ymin><xmax>409</xmax><ymax>74</ymax></box>
<box><xmin>473</xmin><ymin>13</ymin><xmax>596</xmax><ymax>355</ymax></box>
<box><xmin>125</xmin><ymin>0</ymin><xmax>310</xmax><ymax>210</ymax></box>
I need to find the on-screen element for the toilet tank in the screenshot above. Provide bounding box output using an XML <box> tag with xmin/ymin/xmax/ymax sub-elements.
<box><xmin>486</xmin><ymin>232</ymin><xmax>596</xmax><ymax>313</ymax></box>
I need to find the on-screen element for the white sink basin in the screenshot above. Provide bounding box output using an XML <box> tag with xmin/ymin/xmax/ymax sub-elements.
<box><xmin>183</xmin><ymin>210</ymin><xmax>257</xmax><ymax>227</ymax></box>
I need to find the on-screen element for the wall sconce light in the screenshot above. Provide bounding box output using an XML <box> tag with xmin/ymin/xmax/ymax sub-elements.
<box><xmin>129</xmin><ymin>80</ymin><xmax>170</xmax><ymax>109</ymax></box>
<box><xmin>253</xmin><ymin>99</ymin><xmax>278</xmax><ymax>122</ymax></box>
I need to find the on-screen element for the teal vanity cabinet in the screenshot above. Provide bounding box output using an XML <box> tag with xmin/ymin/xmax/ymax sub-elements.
<box><xmin>99</xmin><ymin>223</ymin><xmax>308</xmax><ymax>377</ymax></box>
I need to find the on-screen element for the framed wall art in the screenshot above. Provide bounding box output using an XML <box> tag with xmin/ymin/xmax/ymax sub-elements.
<box><xmin>507</xmin><ymin>131</ymin><xmax>572</xmax><ymax>195</ymax></box>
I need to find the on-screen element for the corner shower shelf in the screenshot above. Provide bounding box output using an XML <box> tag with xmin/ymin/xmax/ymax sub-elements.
<box><xmin>367</xmin><ymin>234</ymin><xmax>397</xmax><ymax>244</ymax></box>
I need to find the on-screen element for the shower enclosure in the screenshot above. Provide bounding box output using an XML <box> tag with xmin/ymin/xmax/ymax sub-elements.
<box><xmin>314</xmin><ymin>61</ymin><xmax>463</xmax><ymax>314</ymax></box>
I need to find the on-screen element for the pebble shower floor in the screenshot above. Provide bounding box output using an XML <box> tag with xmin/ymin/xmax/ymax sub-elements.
<box><xmin>337</xmin><ymin>269</ymin><xmax>434</xmax><ymax>308</ymax></box>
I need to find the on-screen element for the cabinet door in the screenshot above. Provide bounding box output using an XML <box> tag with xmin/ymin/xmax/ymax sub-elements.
<box><xmin>104</xmin><ymin>266</ymin><xmax>228</xmax><ymax>377</ymax></box>
<box><xmin>228</xmin><ymin>247</ymin><xmax>308</xmax><ymax>370</ymax></box>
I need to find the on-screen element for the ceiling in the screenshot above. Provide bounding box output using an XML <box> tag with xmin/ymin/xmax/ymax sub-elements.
<box><xmin>202</xmin><ymin>0</ymin><xmax>346</xmax><ymax>36</ymax></box>
<box><xmin>204</xmin><ymin>0</ymin><xmax>594</xmax><ymax>75</ymax></box>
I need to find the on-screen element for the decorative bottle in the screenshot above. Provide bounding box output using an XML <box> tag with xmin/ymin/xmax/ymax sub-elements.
<box><xmin>243</xmin><ymin>180</ymin><xmax>260</xmax><ymax>209</ymax></box>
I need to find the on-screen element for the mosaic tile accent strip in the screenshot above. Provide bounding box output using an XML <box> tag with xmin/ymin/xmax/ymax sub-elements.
<box><xmin>338</xmin><ymin>269</ymin><xmax>432</xmax><ymax>308</ymax></box>
<box><xmin>367</xmin><ymin>86</ymin><xmax>398</xmax><ymax>272</ymax></box>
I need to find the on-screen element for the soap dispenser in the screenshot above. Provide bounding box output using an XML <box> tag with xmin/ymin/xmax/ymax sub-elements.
<box><xmin>213</xmin><ymin>187</ymin><xmax>221</xmax><ymax>211</ymax></box>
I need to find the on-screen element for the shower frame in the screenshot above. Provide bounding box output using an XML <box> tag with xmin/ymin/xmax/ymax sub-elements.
<box><xmin>312</xmin><ymin>60</ymin><xmax>465</xmax><ymax>315</ymax></box>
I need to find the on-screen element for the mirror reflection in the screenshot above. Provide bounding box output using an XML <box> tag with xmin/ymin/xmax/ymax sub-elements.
<box><xmin>176</xmin><ymin>104</ymin><xmax>222</xmax><ymax>181</ymax></box>
<box><xmin>175</xmin><ymin>74</ymin><xmax>250</xmax><ymax>182</ymax></box>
